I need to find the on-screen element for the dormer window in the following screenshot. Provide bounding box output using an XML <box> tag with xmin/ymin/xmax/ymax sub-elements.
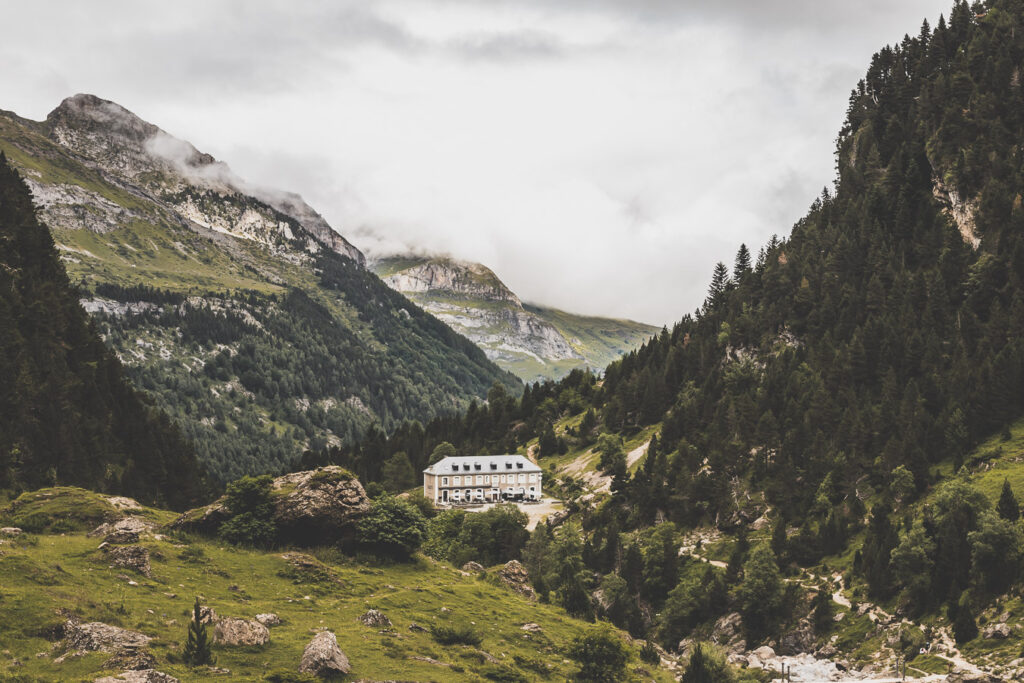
<box><xmin>516</xmin><ymin>462</ymin><xmax>523</xmax><ymax>469</ymax></box>
<box><xmin>474</xmin><ymin>464</ymin><xmax>481</xmax><ymax>471</ymax></box>
<box><xmin>490</xmin><ymin>464</ymin><xmax>497</xmax><ymax>470</ymax></box>
<box><xmin>505</xmin><ymin>463</ymin><xmax>512</xmax><ymax>469</ymax></box>
<box><xmin>463</xmin><ymin>465</ymin><xmax>470</xmax><ymax>471</ymax></box>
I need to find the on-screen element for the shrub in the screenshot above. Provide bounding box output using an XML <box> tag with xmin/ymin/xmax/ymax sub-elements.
<box><xmin>430</xmin><ymin>623</ymin><xmax>482</xmax><ymax>646</ymax></box>
<box><xmin>357</xmin><ymin>495</ymin><xmax>427</xmax><ymax>559</ymax></box>
<box><xmin>219</xmin><ymin>475</ymin><xmax>277</xmax><ymax>547</ymax></box>
<box><xmin>567</xmin><ymin>625</ymin><xmax>629</xmax><ymax>682</ymax></box>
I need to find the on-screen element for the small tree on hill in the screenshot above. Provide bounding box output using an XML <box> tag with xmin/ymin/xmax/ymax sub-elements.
<box><xmin>997</xmin><ymin>478</ymin><xmax>1019</xmax><ymax>521</ymax></box>
<box><xmin>952</xmin><ymin>591</ymin><xmax>978</xmax><ymax>644</ymax></box>
<box><xmin>681</xmin><ymin>643</ymin><xmax>733</xmax><ymax>683</ymax></box>
<box><xmin>567</xmin><ymin>625</ymin><xmax>629</xmax><ymax>682</ymax></box>
<box><xmin>183</xmin><ymin>597</ymin><xmax>215</xmax><ymax>667</ymax></box>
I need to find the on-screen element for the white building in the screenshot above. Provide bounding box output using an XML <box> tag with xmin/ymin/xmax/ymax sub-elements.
<box><xmin>423</xmin><ymin>454</ymin><xmax>542</xmax><ymax>505</ymax></box>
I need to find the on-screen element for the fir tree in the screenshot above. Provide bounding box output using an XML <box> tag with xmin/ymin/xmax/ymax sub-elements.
<box><xmin>996</xmin><ymin>478</ymin><xmax>1020</xmax><ymax>522</ymax></box>
<box><xmin>183</xmin><ymin>597</ymin><xmax>215</xmax><ymax>667</ymax></box>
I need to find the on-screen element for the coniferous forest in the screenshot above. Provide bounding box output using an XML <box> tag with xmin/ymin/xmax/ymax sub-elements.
<box><xmin>0</xmin><ymin>154</ymin><xmax>207</xmax><ymax>509</ymax></box>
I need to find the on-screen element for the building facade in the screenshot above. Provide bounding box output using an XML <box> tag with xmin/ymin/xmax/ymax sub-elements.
<box><xmin>423</xmin><ymin>454</ymin><xmax>542</xmax><ymax>505</ymax></box>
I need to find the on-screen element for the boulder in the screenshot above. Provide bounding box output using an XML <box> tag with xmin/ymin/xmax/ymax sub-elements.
<box><xmin>461</xmin><ymin>561</ymin><xmax>485</xmax><ymax>573</ymax></box>
<box><xmin>94</xmin><ymin>671</ymin><xmax>178</xmax><ymax>683</ymax></box>
<box><xmin>710</xmin><ymin>612</ymin><xmax>743</xmax><ymax>648</ymax></box>
<box><xmin>255</xmin><ymin>613</ymin><xmax>280</xmax><ymax>627</ymax></box>
<box><xmin>212</xmin><ymin>618</ymin><xmax>269</xmax><ymax>647</ymax></box>
<box><xmin>169</xmin><ymin>466</ymin><xmax>370</xmax><ymax>546</ymax></box>
<box><xmin>0</xmin><ymin>527</ymin><xmax>22</xmax><ymax>537</ymax></box>
<box><xmin>983</xmin><ymin>623</ymin><xmax>1011</xmax><ymax>640</ymax></box>
<box><xmin>103</xmin><ymin>649</ymin><xmax>157</xmax><ymax>670</ymax></box>
<box><xmin>521</xmin><ymin>623</ymin><xmax>542</xmax><ymax>633</ymax></box>
<box><xmin>104</xmin><ymin>545</ymin><xmax>151</xmax><ymax>577</ymax></box>
<box><xmin>777</xmin><ymin>618</ymin><xmax>815</xmax><ymax>655</ymax></box>
<box><xmin>498</xmin><ymin>560</ymin><xmax>536</xmax><ymax>600</ymax></box>
<box><xmin>89</xmin><ymin>517</ymin><xmax>154</xmax><ymax>539</ymax></box>
<box><xmin>358</xmin><ymin>609</ymin><xmax>392</xmax><ymax>628</ymax></box>
<box><xmin>64</xmin><ymin>621</ymin><xmax>152</xmax><ymax>653</ymax></box>
<box><xmin>299</xmin><ymin>631</ymin><xmax>351</xmax><ymax>677</ymax></box>
<box><xmin>408</xmin><ymin>623</ymin><xmax>428</xmax><ymax>632</ymax></box>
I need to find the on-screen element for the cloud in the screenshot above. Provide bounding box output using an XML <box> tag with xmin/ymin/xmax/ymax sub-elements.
<box><xmin>0</xmin><ymin>0</ymin><xmax>953</xmax><ymax>324</ymax></box>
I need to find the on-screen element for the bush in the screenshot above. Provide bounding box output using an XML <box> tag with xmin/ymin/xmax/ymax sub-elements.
<box><xmin>430</xmin><ymin>623</ymin><xmax>482</xmax><ymax>646</ymax></box>
<box><xmin>567</xmin><ymin>625</ymin><xmax>629</xmax><ymax>682</ymax></box>
<box><xmin>219</xmin><ymin>475</ymin><xmax>276</xmax><ymax>547</ymax></box>
<box><xmin>681</xmin><ymin>643</ymin><xmax>734</xmax><ymax>683</ymax></box>
<box><xmin>357</xmin><ymin>495</ymin><xmax>428</xmax><ymax>559</ymax></box>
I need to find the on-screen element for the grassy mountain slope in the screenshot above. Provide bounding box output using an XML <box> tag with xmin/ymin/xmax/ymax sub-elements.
<box><xmin>0</xmin><ymin>96</ymin><xmax>519</xmax><ymax>484</ymax></box>
<box><xmin>0</xmin><ymin>488</ymin><xmax>674</xmax><ymax>683</ymax></box>
<box><xmin>372</xmin><ymin>255</ymin><xmax>658</xmax><ymax>382</ymax></box>
<box><xmin>0</xmin><ymin>153</ymin><xmax>205</xmax><ymax>509</ymax></box>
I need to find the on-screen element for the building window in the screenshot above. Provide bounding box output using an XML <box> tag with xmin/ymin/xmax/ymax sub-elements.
<box><xmin>490</xmin><ymin>463</ymin><xmax>497</xmax><ymax>470</ymax></box>
<box><xmin>516</xmin><ymin>462</ymin><xmax>523</xmax><ymax>469</ymax></box>
<box><xmin>529</xmin><ymin>474</ymin><xmax>537</xmax><ymax>482</ymax></box>
<box><xmin>518</xmin><ymin>473</ymin><xmax>525</xmax><ymax>483</ymax></box>
<box><xmin>484</xmin><ymin>475</ymin><xmax>490</xmax><ymax>484</ymax></box>
<box><xmin>453</xmin><ymin>476</ymin><xmax>461</xmax><ymax>485</ymax></box>
<box><xmin>442</xmin><ymin>477</ymin><xmax>448</xmax><ymax>486</ymax></box>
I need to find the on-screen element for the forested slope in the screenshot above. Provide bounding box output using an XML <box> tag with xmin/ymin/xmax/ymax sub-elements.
<box><xmin>0</xmin><ymin>154</ymin><xmax>206</xmax><ymax>508</ymax></box>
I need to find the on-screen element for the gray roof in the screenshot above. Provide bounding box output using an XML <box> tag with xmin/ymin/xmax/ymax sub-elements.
<box><xmin>424</xmin><ymin>454</ymin><xmax>541</xmax><ymax>475</ymax></box>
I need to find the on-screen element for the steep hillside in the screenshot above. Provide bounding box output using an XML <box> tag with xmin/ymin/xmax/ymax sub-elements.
<box><xmin>0</xmin><ymin>95</ymin><xmax>519</xmax><ymax>483</ymax></box>
<box><xmin>0</xmin><ymin>153</ymin><xmax>205</xmax><ymax>509</ymax></box>
<box><xmin>373</xmin><ymin>255</ymin><xmax>658</xmax><ymax>381</ymax></box>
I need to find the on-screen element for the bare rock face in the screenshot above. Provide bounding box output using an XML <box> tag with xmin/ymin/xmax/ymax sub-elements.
<box><xmin>64</xmin><ymin>621</ymin><xmax>152</xmax><ymax>653</ymax></box>
<box><xmin>212</xmin><ymin>618</ymin><xmax>269</xmax><ymax>647</ymax></box>
<box><xmin>103</xmin><ymin>649</ymin><xmax>157</xmax><ymax>670</ymax></box>
<box><xmin>104</xmin><ymin>545</ymin><xmax>152</xmax><ymax>577</ymax></box>
<box><xmin>498</xmin><ymin>560</ymin><xmax>536</xmax><ymax>600</ymax></box>
<box><xmin>983</xmin><ymin>622</ymin><xmax>1011</xmax><ymax>640</ymax></box>
<box><xmin>299</xmin><ymin>631</ymin><xmax>351</xmax><ymax>677</ymax></box>
<box><xmin>358</xmin><ymin>609</ymin><xmax>392</xmax><ymax>629</ymax></box>
<box><xmin>94</xmin><ymin>671</ymin><xmax>179</xmax><ymax>683</ymax></box>
<box><xmin>169</xmin><ymin>467</ymin><xmax>369</xmax><ymax>547</ymax></box>
<box><xmin>777</xmin><ymin>618</ymin><xmax>815</xmax><ymax>655</ymax></box>
<box><xmin>708</xmin><ymin>612</ymin><xmax>745</xmax><ymax>654</ymax></box>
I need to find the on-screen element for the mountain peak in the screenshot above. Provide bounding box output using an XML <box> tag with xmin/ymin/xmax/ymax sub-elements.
<box><xmin>46</xmin><ymin>93</ymin><xmax>160</xmax><ymax>145</ymax></box>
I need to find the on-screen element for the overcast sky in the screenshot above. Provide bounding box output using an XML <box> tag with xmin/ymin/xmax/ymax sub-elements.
<box><xmin>1</xmin><ymin>0</ymin><xmax>951</xmax><ymax>324</ymax></box>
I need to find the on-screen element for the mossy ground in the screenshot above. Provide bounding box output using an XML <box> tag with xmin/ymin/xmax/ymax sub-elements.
<box><xmin>0</xmin><ymin>489</ymin><xmax>674</xmax><ymax>682</ymax></box>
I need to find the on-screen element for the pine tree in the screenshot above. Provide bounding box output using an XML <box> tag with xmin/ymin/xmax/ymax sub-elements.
<box><xmin>183</xmin><ymin>597</ymin><xmax>215</xmax><ymax>667</ymax></box>
<box><xmin>733</xmin><ymin>244</ymin><xmax>752</xmax><ymax>281</ymax></box>
<box><xmin>705</xmin><ymin>262</ymin><xmax>730</xmax><ymax>311</ymax></box>
<box><xmin>997</xmin><ymin>479</ymin><xmax>1020</xmax><ymax>522</ymax></box>
<box><xmin>952</xmin><ymin>592</ymin><xmax>978</xmax><ymax>644</ymax></box>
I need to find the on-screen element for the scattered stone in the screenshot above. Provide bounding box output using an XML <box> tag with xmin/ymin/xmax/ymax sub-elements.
<box><xmin>213</xmin><ymin>618</ymin><xmax>269</xmax><ymax>647</ymax></box>
<box><xmin>64</xmin><ymin>621</ymin><xmax>152</xmax><ymax>653</ymax></box>
<box><xmin>408</xmin><ymin>623</ymin><xmax>427</xmax><ymax>633</ymax></box>
<box><xmin>0</xmin><ymin>527</ymin><xmax>23</xmax><ymax>537</ymax></box>
<box><xmin>983</xmin><ymin>623</ymin><xmax>1011</xmax><ymax>640</ymax></box>
<box><xmin>94</xmin><ymin>671</ymin><xmax>179</xmax><ymax>683</ymax></box>
<box><xmin>439</xmin><ymin>607</ymin><xmax>451</xmax><ymax>613</ymax></box>
<box><xmin>358</xmin><ymin>609</ymin><xmax>392</xmax><ymax>628</ymax></box>
<box><xmin>410</xmin><ymin>655</ymin><xmax>450</xmax><ymax>668</ymax></box>
<box><xmin>461</xmin><ymin>561</ymin><xmax>484</xmax><ymax>573</ymax></box>
<box><xmin>103</xmin><ymin>650</ymin><xmax>157</xmax><ymax>670</ymax></box>
<box><xmin>498</xmin><ymin>560</ymin><xmax>535</xmax><ymax>600</ymax></box>
<box><xmin>104</xmin><ymin>545</ymin><xmax>151</xmax><ymax>577</ymax></box>
<box><xmin>255</xmin><ymin>613</ymin><xmax>280</xmax><ymax>627</ymax></box>
<box><xmin>105</xmin><ymin>496</ymin><xmax>143</xmax><ymax>512</ymax></box>
<box><xmin>299</xmin><ymin>631</ymin><xmax>351</xmax><ymax>677</ymax></box>
<box><xmin>521</xmin><ymin>623</ymin><xmax>542</xmax><ymax>633</ymax></box>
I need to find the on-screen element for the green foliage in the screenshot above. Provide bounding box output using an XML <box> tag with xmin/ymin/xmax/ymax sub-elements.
<box><xmin>429</xmin><ymin>442</ymin><xmax>457</xmax><ymax>464</ymax></box>
<box><xmin>183</xmin><ymin>597</ymin><xmax>215</xmax><ymax>667</ymax></box>
<box><xmin>429</xmin><ymin>622</ymin><xmax>482</xmax><ymax>646</ymax></box>
<box><xmin>219</xmin><ymin>475</ymin><xmax>277</xmax><ymax>547</ymax></box>
<box><xmin>357</xmin><ymin>495</ymin><xmax>427</xmax><ymax>559</ymax></box>
<box><xmin>681</xmin><ymin>643</ymin><xmax>734</xmax><ymax>683</ymax></box>
<box><xmin>423</xmin><ymin>504</ymin><xmax>529</xmax><ymax>567</ymax></box>
<box><xmin>567</xmin><ymin>624</ymin><xmax>629</xmax><ymax>682</ymax></box>
<box><xmin>952</xmin><ymin>591</ymin><xmax>978</xmax><ymax>644</ymax></box>
<box><xmin>0</xmin><ymin>155</ymin><xmax>206</xmax><ymax>509</ymax></box>
<box><xmin>738</xmin><ymin>544</ymin><xmax>782</xmax><ymax>641</ymax></box>
<box><xmin>997</xmin><ymin>478</ymin><xmax>1020</xmax><ymax>521</ymax></box>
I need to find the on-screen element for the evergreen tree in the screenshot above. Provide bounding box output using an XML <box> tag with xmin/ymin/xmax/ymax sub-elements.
<box><xmin>733</xmin><ymin>244</ymin><xmax>752</xmax><ymax>281</ymax></box>
<box><xmin>952</xmin><ymin>592</ymin><xmax>978</xmax><ymax>644</ymax></box>
<box><xmin>996</xmin><ymin>478</ymin><xmax>1020</xmax><ymax>521</ymax></box>
<box><xmin>183</xmin><ymin>597</ymin><xmax>215</xmax><ymax>667</ymax></box>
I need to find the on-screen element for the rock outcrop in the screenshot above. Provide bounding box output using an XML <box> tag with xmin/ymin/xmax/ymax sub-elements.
<box><xmin>64</xmin><ymin>621</ymin><xmax>152</xmax><ymax>653</ymax></box>
<box><xmin>498</xmin><ymin>560</ymin><xmax>536</xmax><ymax>600</ymax></box>
<box><xmin>104</xmin><ymin>545</ymin><xmax>152</xmax><ymax>577</ymax></box>
<box><xmin>89</xmin><ymin>517</ymin><xmax>155</xmax><ymax>541</ymax></box>
<box><xmin>461</xmin><ymin>561</ymin><xmax>485</xmax><ymax>573</ymax></box>
<box><xmin>299</xmin><ymin>631</ymin><xmax>351</xmax><ymax>677</ymax></box>
<box><xmin>358</xmin><ymin>609</ymin><xmax>392</xmax><ymax>629</ymax></box>
<box><xmin>255</xmin><ymin>613</ymin><xmax>280</xmax><ymax>627</ymax></box>
<box><xmin>212</xmin><ymin>618</ymin><xmax>269</xmax><ymax>647</ymax></box>
<box><xmin>170</xmin><ymin>467</ymin><xmax>370</xmax><ymax>546</ymax></box>
<box><xmin>94</xmin><ymin>671</ymin><xmax>178</xmax><ymax>683</ymax></box>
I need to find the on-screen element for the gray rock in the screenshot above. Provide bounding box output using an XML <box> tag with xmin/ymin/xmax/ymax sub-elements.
<box><xmin>94</xmin><ymin>670</ymin><xmax>178</xmax><ymax>683</ymax></box>
<box><xmin>299</xmin><ymin>631</ymin><xmax>351</xmax><ymax>677</ymax></box>
<box><xmin>983</xmin><ymin>623</ymin><xmax>1011</xmax><ymax>640</ymax></box>
<box><xmin>255</xmin><ymin>613</ymin><xmax>280</xmax><ymax>627</ymax></box>
<box><xmin>64</xmin><ymin>621</ymin><xmax>152</xmax><ymax>653</ymax></box>
<box><xmin>104</xmin><ymin>545</ymin><xmax>151</xmax><ymax>577</ymax></box>
<box><xmin>0</xmin><ymin>527</ymin><xmax>22</xmax><ymax>537</ymax></box>
<box><xmin>358</xmin><ymin>609</ymin><xmax>392</xmax><ymax>628</ymax></box>
<box><xmin>103</xmin><ymin>649</ymin><xmax>156</xmax><ymax>670</ymax></box>
<box><xmin>212</xmin><ymin>618</ymin><xmax>269</xmax><ymax>647</ymax></box>
<box><xmin>498</xmin><ymin>560</ymin><xmax>535</xmax><ymax>600</ymax></box>
<box><xmin>89</xmin><ymin>517</ymin><xmax>154</xmax><ymax>539</ymax></box>
<box><xmin>408</xmin><ymin>623</ymin><xmax>427</xmax><ymax>632</ymax></box>
<box><xmin>104</xmin><ymin>529</ymin><xmax>141</xmax><ymax>544</ymax></box>
<box><xmin>461</xmin><ymin>561</ymin><xmax>485</xmax><ymax>573</ymax></box>
<box><xmin>520</xmin><ymin>623</ymin><xmax>542</xmax><ymax>633</ymax></box>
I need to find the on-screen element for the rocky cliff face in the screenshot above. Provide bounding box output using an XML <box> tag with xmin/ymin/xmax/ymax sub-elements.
<box><xmin>32</xmin><ymin>94</ymin><xmax>364</xmax><ymax>264</ymax></box>
<box><xmin>373</xmin><ymin>255</ymin><xmax>657</xmax><ymax>381</ymax></box>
